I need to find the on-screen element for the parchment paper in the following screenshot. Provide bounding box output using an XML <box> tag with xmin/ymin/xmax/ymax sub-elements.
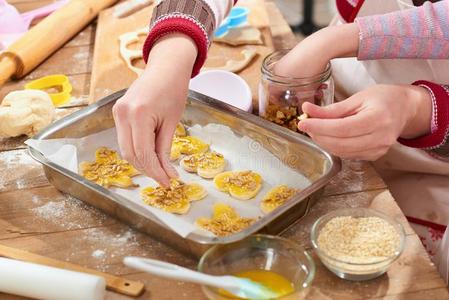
<box><xmin>26</xmin><ymin>124</ymin><xmax>311</xmax><ymax>238</ymax></box>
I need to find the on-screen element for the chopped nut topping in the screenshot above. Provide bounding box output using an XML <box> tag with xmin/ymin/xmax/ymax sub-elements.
<box><xmin>80</xmin><ymin>147</ymin><xmax>139</xmax><ymax>188</ymax></box>
<box><xmin>141</xmin><ymin>179</ymin><xmax>206</xmax><ymax>213</ymax></box>
<box><xmin>263</xmin><ymin>186</ymin><xmax>296</xmax><ymax>205</ymax></box>
<box><xmin>264</xmin><ymin>103</ymin><xmax>301</xmax><ymax>132</ymax></box>
<box><xmin>225</xmin><ymin>171</ymin><xmax>259</xmax><ymax>190</ymax></box>
<box><xmin>197</xmin><ymin>203</ymin><xmax>255</xmax><ymax>236</ymax></box>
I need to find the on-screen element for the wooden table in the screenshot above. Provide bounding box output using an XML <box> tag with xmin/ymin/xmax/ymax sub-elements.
<box><xmin>1</xmin><ymin>1</ymin><xmax>448</xmax><ymax>299</ymax></box>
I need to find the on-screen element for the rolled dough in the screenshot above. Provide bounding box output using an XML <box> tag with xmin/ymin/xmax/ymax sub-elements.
<box><xmin>202</xmin><ymin>49</ymin><xmax>258</xmax><ymax>73</ymax></box>
<box><xmin>215</xmin><ymin>26</ymin><xmax>263</xmax><ymax>46</ymax></box>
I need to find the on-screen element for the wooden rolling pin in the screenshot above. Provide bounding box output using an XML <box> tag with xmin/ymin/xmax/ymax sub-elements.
<box><xmin>0</xmin><ymin>244</ymin><xmax>145</xmax><ymax>297</ymax></box>
<box><xmin>0</xmin><ymin>0</ymin><xmax>119</xmax><ymax>87</ymax></box>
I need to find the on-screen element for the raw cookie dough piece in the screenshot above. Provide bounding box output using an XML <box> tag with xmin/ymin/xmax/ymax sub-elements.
<box><xmin>214</xmin><ymin>170</ymin><xmax>263</xmax><ymax>200</ymax></box>
<box><xmin>180</xmin><ymin>151</ymin><xmax>226</xmax><ymax>179</ymax></box>
<box><xmin>196</xmin><ymin>202</ymin><xmax>255</xmax><ymax>236</ymax></box>
<box><xmin>0</xmin><ymin>90</ymin><xmax>55</xmax><ymax>138</ymax></box>
<box><xmin>141</xmin><ymin>179</ymin><xmax>207</xmax><ymax>214</ymax></box>
<box><xmin>175</xmin><ymin>123</ymin><xmax>187</xmax><ymax>137</ymax></box>
<box><xmin>80</xmin><ymin>147</ymin><xmax>140</xmax><ymax>189</ymax></box>
<box><xmin>119</xmin><ymin>27</ymin><xmax>149</xmax><ymax>76</ymax></box>
<box><xmin>215</xmin><ymin>26</ymin><xmax>263</xmax><ymax>46</ymax></box>
<box><xmin>202</xmin><ymin>49</ymin><xmax>258</xmax><ymax>73</ymax></box>
<box><xmin>170</xmin><ymin>136</ymin><xmax>209</xmax><ymax>161</ymax></box>
<box><xmin>260</xmin><ymin>185</ymin><xmax>297</xmax><ymax>213</ymax></box>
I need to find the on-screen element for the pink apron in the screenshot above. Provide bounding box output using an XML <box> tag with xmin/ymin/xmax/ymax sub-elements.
<box><xmin>331</xmin><ymin>0</ymin><xmax>449</xmax><ymax>283</ymax></box>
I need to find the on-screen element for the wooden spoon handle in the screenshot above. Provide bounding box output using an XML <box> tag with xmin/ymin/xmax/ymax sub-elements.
<box><xmin>0</xmin><ymin>244</ymin><xmax>145</xmax><ymax>297</ymax></box>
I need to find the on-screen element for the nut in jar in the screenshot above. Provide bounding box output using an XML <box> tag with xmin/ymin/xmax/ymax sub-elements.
<box><xmin>259</xmin><ymin>50</ymin><xmax>334</xmax><ymax>132</ymax></box>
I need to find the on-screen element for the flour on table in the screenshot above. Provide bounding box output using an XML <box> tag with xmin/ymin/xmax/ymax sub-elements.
<box><xmin>92</xmin><ymin>250</ymin><xmax>106</xmax><ymax>259</ymax></box>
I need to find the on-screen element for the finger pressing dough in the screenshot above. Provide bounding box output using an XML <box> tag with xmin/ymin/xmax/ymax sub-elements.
<box><xmin>260</xmin><ymin>185</ymin><xmax>297</xmax><ymax>213</ymax></box>
<box><xmin>196</xmin><ymin>202</ymin><xmax>255</xmax><ymax>236</ymax></box>
<box><xmin>141</xmin><ymin>179</ymin><xmax>207</xmax><ymax>214</ymax></box>
<box><xmin>202</xmin><ymin>49</ymin><xmax>258</xmax><ymax>73</ymax></box>
<box><xmin>119</xmin><ymin>27</ymin><xmax>149</xmax><ymax>76</ymax></box>
<box><xmin>215</xmin><ymin>26</ymin><xmax>263</xmax><ymax>46</ymax></box>
<box><xmin>0</xmin><ymin>90</ymin><xmax>55</xmax><ymax>138</ymax></box>
<box><xmin>214</xmin><ymin>170</ymin><xmax>263</xmax><ymax>200</ymax></box>
<box><xmin>180</xmin><ymin>151</ymin><xmax>226</xmax><ymax>178</ymax></box>
<box><xmin>80</xmin><ymin>147</ymin><xmax>140</xmax><ymax>188</ymax></box>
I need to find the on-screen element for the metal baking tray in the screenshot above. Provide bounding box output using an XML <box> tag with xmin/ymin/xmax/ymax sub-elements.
<box><xmin>29</xmin><ymin>89</ymin><xmax>341</xmax><ymax>257</ymax></box>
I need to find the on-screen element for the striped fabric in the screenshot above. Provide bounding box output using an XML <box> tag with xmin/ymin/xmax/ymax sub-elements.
<box><xmin>355</xmin><ymin>0</ymin><xmax>449</xmax><ymax>60</ymax></box>
<box><xmin>399</xmin><ymin>81</ymin><xmax>449</xmax><ymax>160</ymax></box>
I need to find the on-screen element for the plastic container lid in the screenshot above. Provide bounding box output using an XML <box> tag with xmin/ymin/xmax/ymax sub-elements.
<box><xmin>189</xmin><ymin>70</ymin><xmax>253</xmax><ymax>112</ymax></box>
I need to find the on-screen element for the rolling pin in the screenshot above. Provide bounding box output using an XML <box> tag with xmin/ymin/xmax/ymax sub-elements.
<box><xmin>0</xmin><ymin>244</ymin><xmax>145</xmax><ymax>297</ymax></box>
<box><xmin>0</xmin><ymin>0</ymin><xmax>119</xmax><ymax>87</ymax></box>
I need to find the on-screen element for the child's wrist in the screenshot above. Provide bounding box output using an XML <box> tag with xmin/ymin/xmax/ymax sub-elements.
<box><xmin>401</xmin><ymin>85</ymin><xmax>432</xmax><ymax>139</ymax></box>
<box><xmin>146</xmin><ymin>33</ymin><xmax>198</xmax><ymax>76</ymax></box>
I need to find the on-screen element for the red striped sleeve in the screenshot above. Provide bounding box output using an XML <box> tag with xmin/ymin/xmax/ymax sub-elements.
<box><xmin>143</xmin><ymin>16</ymin><xmax>208</xmax><ymax>77</ymax></box>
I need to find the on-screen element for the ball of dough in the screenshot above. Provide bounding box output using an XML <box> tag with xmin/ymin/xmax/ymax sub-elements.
<box><xmin>0</xmin><ymin>90</ymin><xmax>55</xmax><ymax>138</ymax></box>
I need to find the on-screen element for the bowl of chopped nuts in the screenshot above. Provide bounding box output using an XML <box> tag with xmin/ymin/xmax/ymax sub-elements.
<box><xmin>311</xmin><ymin>208</ymin><xmax>405</xmax><ymax>281</ymax></box>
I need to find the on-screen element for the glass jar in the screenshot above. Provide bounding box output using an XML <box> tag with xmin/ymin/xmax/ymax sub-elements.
<box><xmin>259</xmin><ymin>49</ymin><xmax>334</xmax><ymax>132</ymax></box>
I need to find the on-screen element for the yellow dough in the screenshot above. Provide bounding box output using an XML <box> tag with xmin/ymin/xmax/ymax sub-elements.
<box><xmin>170</xmin><ymin>136</ymin><xmax>209</xmax><ymax>161</ymax></box>
<box><xmin>79</xmin><ymin>147</ymin><xmax>140</xmax><ymax>189</ymax></box>
<box><xmin>260</xmin><ymin>185</ymin><xmax>297</xmax><ymax>213</ymax></box>
<box><xmin>141</xmin><ymin>179</ymin><xmax>207</xmax><ymax>214</ymax></box>
<box><xmin>196</xmin><ymin>202</ymin><xmax>255</xmax><ymax>236</ymax></box>
<box><xmin>180</xmin><ymin>151</ymin><xmax>226</xmax><ymax>179</ymax></box>
<box><xmin>0</xmin><ymin>90</ymin><xmax>55</xmax><ymax>138</ymax></box>
<box><xmin>214</xmin><ymin>170</ymin><xmax>263</xmax><ymax>200</ymax></box>
<box><xmin>175</xmin><ymin>123</ymin><xmax>187</xmax><ymax>137</ymax></box>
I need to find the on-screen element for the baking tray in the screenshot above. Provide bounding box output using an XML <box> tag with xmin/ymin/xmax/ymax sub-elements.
<box><xmin>28</xmin><ymin>89</ymin><xmax>341</xmax><ymax>257</ymax></box>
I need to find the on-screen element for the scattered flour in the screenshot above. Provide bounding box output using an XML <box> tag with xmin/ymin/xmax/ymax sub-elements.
<box><xmin>92</xmin><ymin>250</ymin><xmax>106</xmax><ymax>259</ymax></box>
<box><xmin>0</xmin><ymin>149</ymin><xmax>41</xmax><ymax>190</ymax></box>
<box><xmin>34</xmin><ymin>201</ymin><xmax>66</xmax><ymax>218</ymax></box>
<box><xmin>31</xmin><ymin>194</ymin><xmax>108</xmax><ymax>229</ymax></box>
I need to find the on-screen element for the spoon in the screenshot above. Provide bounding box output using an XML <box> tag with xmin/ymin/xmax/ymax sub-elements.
<box><xmin>124</xmin><ymin>256</ymin><xmax>281</xmax><ymax>299</ymax></box>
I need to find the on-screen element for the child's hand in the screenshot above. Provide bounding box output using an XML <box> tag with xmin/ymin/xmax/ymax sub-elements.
<box><xmin>298</xmin><ymin>84</ymin><xmax>432</xmax><ymax>161</ymax></box>
<box><xmin>112</xmin><ymin>34</ymin><xmax>197</xmax><ymax>186</ymax></box>
<box><xmin>274</xmin><ymin>23</ymin><xmax>360</xmax><ymax>78</ymax></box>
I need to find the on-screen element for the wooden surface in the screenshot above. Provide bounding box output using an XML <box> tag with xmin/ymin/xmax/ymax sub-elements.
<box><xmin>89</xmin><ymin>0</ymin><xmax>273</xmax><ymax>107</ymax></box>
<box><xmin>0</xmin><ymin>1</ymin><xmax>448</xmax><ymax>299</ymax></box>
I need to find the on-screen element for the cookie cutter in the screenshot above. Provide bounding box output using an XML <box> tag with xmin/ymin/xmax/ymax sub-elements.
<box><xmin>25</xmin><ymin>74</ymin><xmax>72</xmax><ymax>106</ymax></box>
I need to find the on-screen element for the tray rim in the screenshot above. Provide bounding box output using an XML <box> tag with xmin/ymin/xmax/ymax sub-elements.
<box><xmin>28</xmin><ymin>89</ymin><xmax>341</xmax><ymax>244</ymax></box>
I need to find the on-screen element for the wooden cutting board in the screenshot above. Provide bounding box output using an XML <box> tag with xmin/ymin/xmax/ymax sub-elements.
<box><xmin>89</xmin><ymin>0</ymin><xmax>274</xmax><ymax>110</ymax></box>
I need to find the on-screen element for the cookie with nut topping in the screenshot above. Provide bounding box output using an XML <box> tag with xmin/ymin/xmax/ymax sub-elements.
<box><xmin>141</xmin><ymin>179</ymin><xmax>207</xmax><ymax>214</ymax></box>
<box><xmin>214</xmin><ymin>170</ymin><xmax>263</xmax><ymax>200</ymax></box>
<box><xmin>170</xmin><ymin>136</ymin><xmax>209</xmax><ymax>161</ymax></box>
<box><xmin>196</xmin><ymin>203</ymin><xmax>255</xmax><ymax>236</ymax></box>
<box><xmin>79</xmin><ymin>147</ymin><xmax>140</xmax><ymax>188</ymax></box>
<box><xmin>260</xmin><ymin>185</ymin><xmax>297</xmax><ymax>213</ymax></box>
<box><xmin>180</xmin><ymin>151</ymin><xmax>226</xmax><ymax>179</ymax></box>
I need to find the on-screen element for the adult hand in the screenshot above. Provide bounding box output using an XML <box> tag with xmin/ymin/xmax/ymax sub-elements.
<box><xmin>298</xmin><ymin>84</ymin><xmax>433</xmax><ymax>160</ymax></box>
<box><xmin>112</xmin><ymin>34</ymin><xmax>197</xmax><ymax>186</ymax></box>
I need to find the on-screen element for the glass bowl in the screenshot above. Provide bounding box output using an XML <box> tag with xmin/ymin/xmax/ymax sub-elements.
<box><xmin>311</xmin><ymin>208</ymin><xmax>406</xmax><ymax>281</ymax></box>
<box><xmin>198</xmin><ymin>234</ymin><xmax>315</xmax><ymax>300</ymax></box>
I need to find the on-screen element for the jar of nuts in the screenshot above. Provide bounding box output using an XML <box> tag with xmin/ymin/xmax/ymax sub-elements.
<box><xmin>259</xmin><ymin>50</ymin><xmax>334</xmax><ymax>132</ymax></box>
